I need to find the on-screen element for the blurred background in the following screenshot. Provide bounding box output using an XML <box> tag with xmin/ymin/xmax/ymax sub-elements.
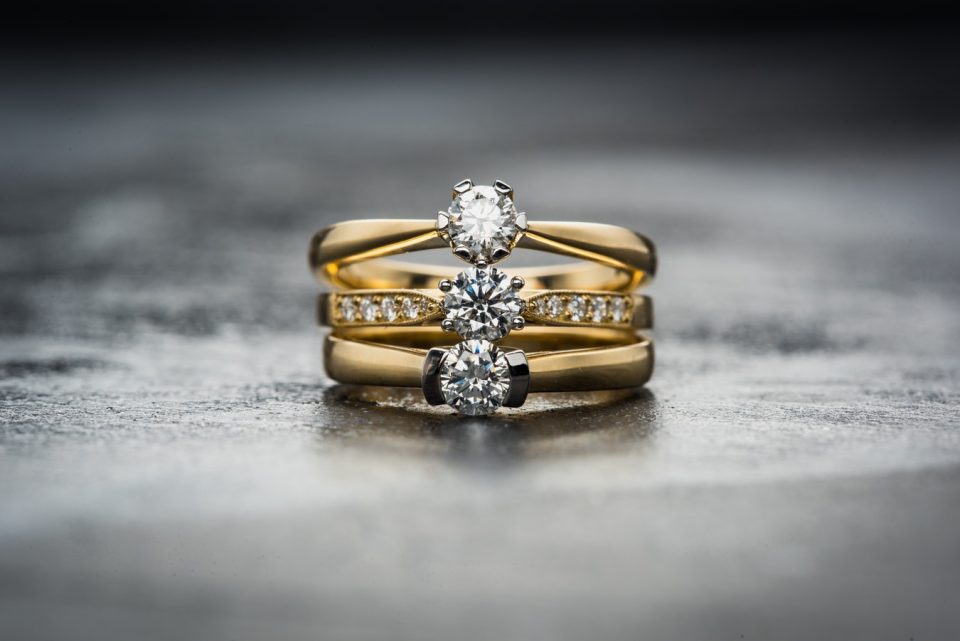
<box><xmin>2</xmin><ymin>3</ymin><xmax>959</xmax><ymax>640</ymax></box>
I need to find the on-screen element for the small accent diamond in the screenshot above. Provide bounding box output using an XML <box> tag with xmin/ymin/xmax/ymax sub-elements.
<box><xmin>400</xmin><ymin>296</ymin><xmax>419</xmax><ymax>320</ymax></box>
<box><xmin>567</xmin><ymin>295</ymin><xmax>587</xmax><ymax>322</ymax></box>
<box><xmin>380</xmin><ymin>297</ymin><xmax>398</xmax><ymax>322</ymax></box>
<box><xmin>611</xmin><ymin>296</ymin><xmax>628</xmax><ymax>323</ymax></box>
<box><xmin>359</xmin><ymin>297</ymin><xmax>378</xmax><ymax>322</ymax></box>
<box><xmin>590</xmin><ymin>297</ymin><xmax>608</xmax><ymax>323</ymax></box>
<box><xmin>546</xmin><ymin>295</ymin><xmax>564</xmax><ymax>318</ymax></box>
<box><xmin>534</xmin><ymin>297</ymin><xmax>548</xmax><ymax>317</ymax></box>
<box><xmin>339</xmin><ymin>296</ymin><xmax>357</xmax><ymax>322</ymax></box>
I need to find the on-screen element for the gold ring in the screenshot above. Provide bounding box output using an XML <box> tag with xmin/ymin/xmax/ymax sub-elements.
<box><xmin>310</xmin><ymin>179</ymin><xmax>656</xmax><ymax>415</ymax></box>
<box><xmin>324</xmin><ymin>333</ymin><xmax>654</xmax><ymax>415</ymax></box>
<box><xmin>309</xmin><ymin>178</ymin><xmax>656</xmax><ymax>291</ymax></box>
<box><xmin>316</xmin><ymin>290</ymin><xmax>653</xmax><ymax>331</ymax></box>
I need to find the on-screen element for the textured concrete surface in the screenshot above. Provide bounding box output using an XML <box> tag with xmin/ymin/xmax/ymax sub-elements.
<box><xmin>1</xmin><ymin>40</ymin><xmax>960</xmax><ymax>640</ymax></box>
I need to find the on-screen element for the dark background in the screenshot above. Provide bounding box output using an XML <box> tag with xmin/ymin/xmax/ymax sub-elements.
<box><xmin>2</xmin><ymin>3</ymin><xmax>960</xmax><ymax>641</ymax></box>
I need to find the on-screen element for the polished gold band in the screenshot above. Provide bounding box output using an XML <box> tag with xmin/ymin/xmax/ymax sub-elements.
<box><xmin>309</xmin><ymin>220</ymin><xmax>656</xmax><ymax>291</ymax></box>
<box><xmin>324</xmin><ymin>331</ymin><xmax>654</xmax><ymax>392</ymax></box>
<box><xmin>316</xmin><ymin>290</ymin><xmax>653</xmax><ymax>330</ymax></box>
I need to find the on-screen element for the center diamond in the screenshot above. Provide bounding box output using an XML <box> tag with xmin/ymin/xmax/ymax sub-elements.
<box><xmin>439</xmin><ymin>340</ymin><xmax>512</xmax><ymax>416</ymax></box>
<box><xmin>443</xmin><ymin>267</ymin><xmax>524</xmax><ymax>340</ymax></box>
<box><xmin>442</xmin><ymin>183</ymin><xmax>525</xmax><ymax>263</ymax></box>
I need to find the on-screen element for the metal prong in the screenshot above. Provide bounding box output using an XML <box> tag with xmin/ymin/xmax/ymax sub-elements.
<box><xmin>516</xmin><ymin>212</ymin><xmax>528</xmax><ymax>231</ymax></box>
<box><xmin>511</xmin><ymin>317</ymin><xmax>526</xmax><ymax>331</ymax></box>
<box><xmin>494</xmin><ymin>179</ymin><xmax>513</xmax><ymax>197</ymax></box>
<box><xmin>421</xmin><ymin>348</ymin><xmax>448</xmax><ymax>406</ymax></box>
<box><xmin>502</xmin><ymin>350</ymin><xmax>530</xmax><ymax>408</ymax></box>
<box><xmin>452</xmin><ymin>178</ymin><xmax>474</xmax><ymax>195</ymax></box>
<box><xmin>437</xmin><ymin>211</ymin><xmax>449</xmax><ymax>232</ymax></box>
<box><xmin>438</xmin><ymin>279</ymin><xmax>454</xmax><ymax>292</ymax></box>
<box><xmin>453</xmin><ymin>246</ymin><xmax>472</xmax><ymax>262</ymax></box>
<box><xmin>441</xmin><ymin>319</ymin><xmax>456</xmax><ymax>332</ymax></box>
<box><xmin>491</xmin><ymin>247</ymin><xmax>511</xmax><ymax>263</ymax></box>
<box><xmin>510</xmin><ymin>276</ymin><xmax>525</xmax><ymax>290</ymax></box>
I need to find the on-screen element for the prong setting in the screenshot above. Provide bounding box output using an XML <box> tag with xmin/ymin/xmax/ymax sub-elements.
<box><xmin>510</xmin><ymin>276</ymin><xmax>525</xmax><ymax>290</ymax></box>
<box><xmin>494</xmin><ymin>179</ymin><xmax>514</xmax><ymax>198</ymax></box>
<box><xmin>510</xmin><ymin>317</ymin><xmax>526</xmax><ymax>331</ymax></box>
<box><xmin>452</xmin><ymin>178</ymin><xmax>474</xmax><ymax>196</ymax></box>
<box><xmin>438</xmin><ymin>279</ymin><xmax>453</xmax><ymax>292</ymax></box>
<box><xmin>441</xmin><ymin>319</ymin><xmax>456</xmax><ymax>332</ymax></box>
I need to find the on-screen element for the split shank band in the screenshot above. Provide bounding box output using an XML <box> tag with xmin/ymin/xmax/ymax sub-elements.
<box><xmin>309</xmin><ymin>179</ymin><xmax>656</xmax><ymax>415</ymax></box>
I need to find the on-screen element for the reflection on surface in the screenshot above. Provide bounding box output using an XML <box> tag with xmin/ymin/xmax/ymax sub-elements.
<box><xmin>318</xmin><ymin>386</ymin><xmax>658</xmax><ymax>466</ymax></box>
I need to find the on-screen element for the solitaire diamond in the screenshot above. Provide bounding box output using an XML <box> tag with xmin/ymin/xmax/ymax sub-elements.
<box><xmin>443</xmin><ymin>267</ymin><xmax>523</xmax><ymax>340</ymax></box>
<box><xmin>441</xmin><ymin>184</ymin><xmax>525</xmax><ymax>263</ymax></box>
<box><xmin>439</xmin><ymin>340</ymin><xmax>512</xmax><ymax>416</ymax></box>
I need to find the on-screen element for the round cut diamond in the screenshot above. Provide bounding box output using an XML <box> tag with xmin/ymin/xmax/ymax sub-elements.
<box><xmin>440</xmin><ymin>340</ymin><xmax>512</xmax><ymax>416</ymax></box>
<box><xmin>534</xmin><ymin>297</ymin><xmax>548</xmax><ymax>317</ymax></box>
<box><xmin>443</xmin><ymin>185</ymin><xmax>523</xmax><ymax>263</ymax></box>
<box><xmin>359</xmin><ymin>297</ymin><xmax>378</xmax><ymax>322</ymax></box>
<box><xmin>400</xmin><ymin>296</ymin><xmax>419</xmax><ymax>320</ymax></box>
<box><xmin>443</xmin><ymin>267</ymin><xmax>523</xmax><ymax>340</ymax></box>
<box><xmin>590</xmin><ymin>297</ymin><xmax>608</xmax><ymax>323</ymax></box>
<box><xmin>546</xmin><ymin>295</ymin><xmax>564</xmax><ymax>317</ymax></box>
<box><xmin>339</xmin><ymin>296</ymin><xmax>357</xmax><ymax>322</ymax></box>
<box><xmin>610</xmin><ymin>296</ymin><xmax>628</xmax><ymax>323</ymax></box>
<box><xmin>380</xmin><ymin>297</ymin><xmax>398</xmax><ymax>322</ymax></box>
<box><xmin>567</xmin><ymin>295</ymin><xmax>587</xmax><ymax>322</ymax></box>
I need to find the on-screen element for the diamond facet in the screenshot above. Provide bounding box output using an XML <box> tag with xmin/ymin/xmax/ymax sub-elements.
<box><xmin>443</xmin><ymin>184</ymin><xmax>522</xmax><ymax>264</ymax></box>
<box><xmin>439</xmin><ymin>340</ymin><xmax>512</xmax><ymax>416</ymax></box>
<box><xmin>442</xmin><ymin>267</ymin><xmax>524</xmax><ymax>340</ymax></box>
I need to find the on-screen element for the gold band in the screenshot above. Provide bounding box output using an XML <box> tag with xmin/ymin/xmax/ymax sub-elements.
<box><xmin>309</xmin><ymin>220</ymin><xmax>656</xmax><ymax>291</ymax></box>
<box><xmin>316</xmin><ymin>290</ymin><xmax>653</xmax><ymax>330</ymax></box>
<box><xmin>323</xmin><ymin>330</ymin><xmax>654</xmax><ymax>393</ymax></box>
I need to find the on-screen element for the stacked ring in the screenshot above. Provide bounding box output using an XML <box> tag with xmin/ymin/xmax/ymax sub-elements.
<box><xmin>309</xmin><ymin>179</ymin><xmax>656</xmax><ymax>415</ymax></box>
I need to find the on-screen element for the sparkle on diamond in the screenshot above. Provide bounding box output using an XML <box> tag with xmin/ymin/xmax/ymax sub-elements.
<box><xmin>439</xmin><ymin>339</ymin><xmax>512</xmax><ymax>416</ymax></box>
<box><xmin>444</xmin><ymin>185</ymin><xmax>522</xmax><ymax>263</ymax></box>
<box><xmin>443</xmin><ymin>267</ymin><xmax>523</xmax><ymax>340</ymax></box>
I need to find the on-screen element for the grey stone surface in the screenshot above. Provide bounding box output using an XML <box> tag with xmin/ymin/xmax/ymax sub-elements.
<box><xmin>1</xmin><ymin>40</ymin><xmax>959</xmax><ymax>640</ymax></box>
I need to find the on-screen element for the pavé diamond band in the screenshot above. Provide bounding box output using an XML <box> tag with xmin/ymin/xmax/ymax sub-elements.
<box><xmin>316</xmin><ymin>290</ymin><xmax>653</xmax><ymax>332</ymax></box>
<box><xmin>310</xmin><ymin>179</ymin><xmax>656</xmax><ymax>415</ymax></box>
